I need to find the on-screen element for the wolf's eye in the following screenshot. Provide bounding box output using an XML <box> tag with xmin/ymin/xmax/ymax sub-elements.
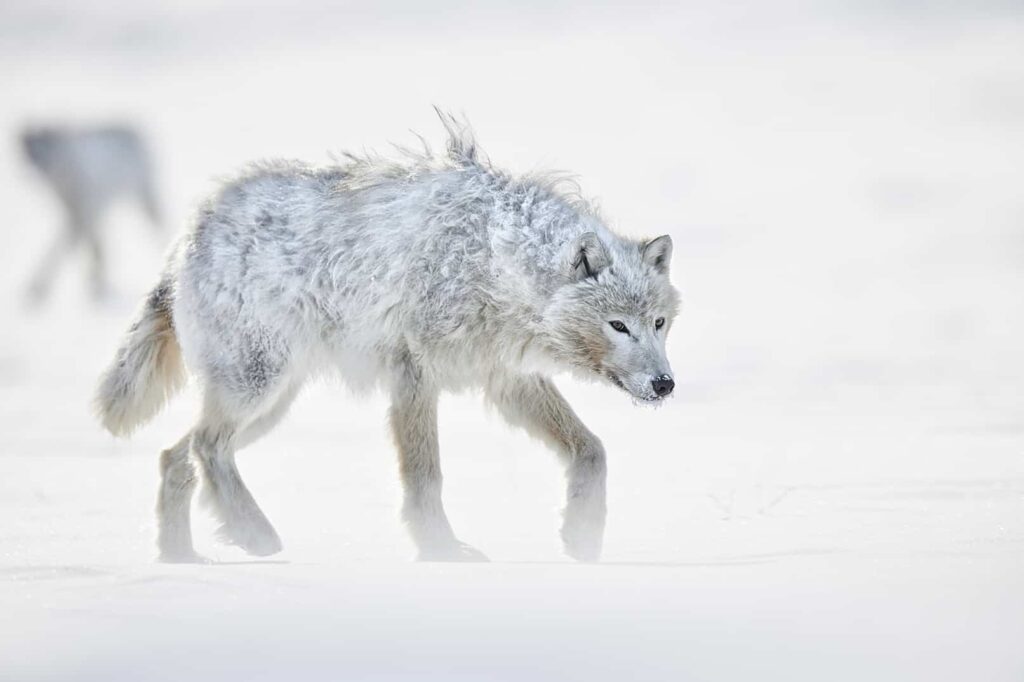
<box><xmin>609</xmin><ymin>320</ymin><xmax>629</xmax><ymax>334</ymax></box>
<box><xmin>655</xmin><ymin>317</ymin><xmax>665</xmax><ymax>330</ymax></box>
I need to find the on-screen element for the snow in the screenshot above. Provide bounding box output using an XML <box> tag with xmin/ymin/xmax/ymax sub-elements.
<box><xmin>1</xmin><ymin>2</ymin><xmax>1023</xmax><ymax>680</ymax></box>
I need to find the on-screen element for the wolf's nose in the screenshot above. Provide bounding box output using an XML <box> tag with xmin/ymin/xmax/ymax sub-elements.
<box><xmin>651</xmin><ymin>375</ymin><xmax>674</xmax><ymax>397</ymax></box>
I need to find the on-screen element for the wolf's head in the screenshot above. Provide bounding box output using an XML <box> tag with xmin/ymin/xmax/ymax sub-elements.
<box><xmin>543</xmin><ymin>231</ymin><xmax>680</xmax><ymax>403</ymax></box>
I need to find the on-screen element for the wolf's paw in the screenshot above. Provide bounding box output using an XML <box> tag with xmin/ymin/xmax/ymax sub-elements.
<box><xmin>561</xmin><ymin>508</ymin><xmax>605</xmax><ymax>563</ymax></box>
<box><xmin>216</xmin><ymin>519</ymin><xmax>283</xmax><ymax>557</ymax></box>
<box><xmin>561</xmin><ymin>531</ymin><xmax>603</xmax><ymax>562</ymax></box>
<box><xmin>417</xmin><ymin>541</ymin><xmax>489</xmax><ymax>563</ymax></box>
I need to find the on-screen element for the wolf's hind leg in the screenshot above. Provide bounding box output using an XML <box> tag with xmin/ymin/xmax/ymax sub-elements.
<box><xmin>192</xmin><ymin>392</ymin><xmax>283</xmax><ymax>557</ymax></box>
<box><xmin>486</xmin><ymin>374</ymin><xmax>607</xmax><ymax>562</ymax></box>
<box><xmin>156</xmin><ymin>432</ymin><xmax>204</xmax><ymax>563</ymax></box>
<box><xmin>389</xmin><ymin>354</ymin><xmax>487</xmax><ymax>562</ymax></box>
<box><xmin>235</xmin><ymin>379</ymin><xmax>303</xmax><ymax>451</ymax></box>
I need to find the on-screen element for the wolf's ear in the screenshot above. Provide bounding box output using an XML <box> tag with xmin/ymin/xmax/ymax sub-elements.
<box><xmin>642</xmin><ymin>235</ymin><xmax>673</xmax><ymax>275</ymax></box>
<box><xmin>568</xmin><ymin>232</ymin><xmax>611</xmax><ymax>281</ymax></box>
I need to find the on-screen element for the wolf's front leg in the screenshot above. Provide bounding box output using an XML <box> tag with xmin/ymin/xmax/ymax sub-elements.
<box><xmin>389</xmin><ymin>355</ymin><xmax>487</xmax><ymax>562</ymax></box>
<box><xmin>487</xmin><ymin>375</ymin><xmax>607</xmax><ymax>561</ymax></box>
<box><xmin>561</xmin><ymin>439</ymin><xmax>607</xmax><ymax>562</ymax></box>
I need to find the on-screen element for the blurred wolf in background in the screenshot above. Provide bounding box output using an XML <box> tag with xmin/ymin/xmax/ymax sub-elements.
<box><xmin>21</xmin><ymin>125</ymin><xmax>162</xmax><ymax>303</ymax></box>
<box><xmin>95</xmin><ymin>113</ymin><xmax>679</xmax><ymax>563</ymax></box>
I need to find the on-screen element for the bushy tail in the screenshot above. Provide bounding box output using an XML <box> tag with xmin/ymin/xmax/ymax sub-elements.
<box><xmin>95</xmin><ymin>279</ymin><xmax>185</xmax><ymax>437</ymax></box>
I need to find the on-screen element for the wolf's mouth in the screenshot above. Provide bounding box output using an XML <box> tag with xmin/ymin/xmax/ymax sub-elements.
<box><xmin>605</xmin><ymin>371</ymin><xmax>664</xmax><ymax>403</ymax></box>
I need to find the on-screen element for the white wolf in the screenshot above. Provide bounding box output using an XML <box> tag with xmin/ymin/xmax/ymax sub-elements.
<box><xmin>95</xmin><ymin>114</ymin><xmax>679</xmax><ymax>563</ymax></box>
<box><xmin>21</xmin><ymin>125</ymin><xmax>162</xmax><ymax>303</ymax></box>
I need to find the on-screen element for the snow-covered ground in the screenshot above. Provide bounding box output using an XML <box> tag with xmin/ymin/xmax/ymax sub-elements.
<box><xmin>1</xmin><ymin>2</ymin><xmax>1022</xmax><ymax>680</ymax></box>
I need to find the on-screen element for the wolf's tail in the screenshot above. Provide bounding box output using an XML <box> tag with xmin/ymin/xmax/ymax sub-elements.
<box><xmin>95</xmin><ymin>277</ymin><xmax>186</xmax><ymax>437</ymax></box>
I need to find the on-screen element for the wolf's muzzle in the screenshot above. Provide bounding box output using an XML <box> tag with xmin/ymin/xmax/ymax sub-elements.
<box><xmin>651</xmin><ymin>375</ymin><xmax>674</xmax><ymax>397</ymax></box>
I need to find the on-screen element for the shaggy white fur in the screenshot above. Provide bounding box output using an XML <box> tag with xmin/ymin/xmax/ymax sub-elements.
<box><xmin>95</xmin><ymin>112</ymin><xmax>679</xmax><ymax>562</ymax></box>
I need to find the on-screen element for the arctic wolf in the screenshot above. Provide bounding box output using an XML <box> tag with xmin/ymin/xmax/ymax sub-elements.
<box><xmin>96</xmin><ymin>114</ymin><xmax>679</xmax><ymax>562</ymax></box>
<box><xmin>21</xmin><ymin>125</ymin><xmax>161</xmax><ymax>302</ymax></box>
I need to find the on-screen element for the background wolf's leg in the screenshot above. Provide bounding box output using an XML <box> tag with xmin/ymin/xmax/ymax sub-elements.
<box><xmin>157</xmin><ymin>432</ymin><xmax>203</xmax><ymax>562</ymax></box>
<box><xmin>192</xmin><ymin>393</ymin><xmax>283</xmax><ymax>557</ymax></box>
<box><xmin>139</xmin><ymin>174</ymin><xmax>163</xmax><ymax>230</ymax></box>
<box><xmin>83</xmin><ymin>227</ymin><xmax>109</xmax><ymax>300</ymax></box>
<box><xmin>389</xmin><ymin>354</ymin><xmax>487</xmax><ymax>561</ymax></box>
<box><xmin>25</xmin><ymin>223</ymin><xmax>79</xmax><ymax>304</ymax></box>
<box><xmin>486</xmin><ymin>374</ymin><xmax>607</xmax><ymax>562</ymax></box>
